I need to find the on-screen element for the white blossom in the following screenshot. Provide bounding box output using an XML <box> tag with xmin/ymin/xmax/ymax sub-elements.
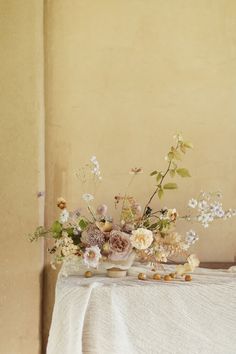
<box><xmin>56</xmin><ymin>235</ymin><xmax>78</xmax><ymax>257</ymax></box>
<box><xmin>59</xmin><ymin>209</ymin><xmax>69</xmax><ymax>224</ymax></box>
<box><xmin>186</xmin><ymin>230</ymin><xmax>199</xmax><ymax>245</ymax></box>
<box><xmin>181</xmin><ymin>243</ymin><xmax>190</xmax><ymax>251</ymax></box>
<box><xmin>198</xmin><ymin>200</ymin><xmax>209</xmax><ymax>212</ymax></box>
<box><xmin>130</xmin><ymin>228</ymin><xmax>153</xmax><ymax>250</ymax></box>
<box><xmin>90</xmin><ymin>156</ymin><xmax>102</xmax><ymax>180</ymax></box>
<box><xmin>82</xmin><ymin>193</ymin><xmax>94</xmax><ymax>202</ymax></box>
<box><xmin>209</xmin><ymin>201</ymin><xmax>225</xmax><ymax>218</ymax></box>
<box><xmin>188</xmin><ymin>198</ymin><xmax>198</xmax><ymax>209</ymax></box>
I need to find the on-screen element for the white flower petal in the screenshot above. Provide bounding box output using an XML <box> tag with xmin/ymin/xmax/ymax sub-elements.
<box><xmin>130</xmin><ymin>228</ymin><xmax>153</xmax><ymax>250</ymax></box>
<box><xmin>82</xmin><ymin>193</ymin><xmax>94</xmax><ymax>202</ymax></box>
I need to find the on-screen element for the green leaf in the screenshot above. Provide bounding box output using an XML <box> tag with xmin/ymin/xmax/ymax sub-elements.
<box><xmin>78</xmin><ymin>218</ymin><xmax>89</xmax><ymax>231</ymax></box>
<box><xmin>170</xmin><ymin>169</ymin><xmax>175</xmax><ymax>178</ymax></box>
<box><xmin>168</xmin><ymin>152</ymin><xmax>174</xmax><ymax>160</ymax></box>
<box><xmin>172</xmin><ymin>162</ymin><xmax>177</xmax><ymax>169</ymax></box>
<box><xmin>150</xmin><ymin>170</ymin><xmax>158</xmax><ymax>176</ymax></box>
<box><xmin>183</xmin><ymin>141</ymin><xmax>193</xmax><ymax>149</ymax></box>
<box><xmin>51</xmin><ymin>221</ymin><xmax>62</xmax><ymax>234</ymax></box>
<box><xmin>173</xmin><ymin>150</ymin><xmax>182</xmax><ymax>161</ymax></box>
<box><xmin>176</xmin><ymin>168</ymin><xmax>191</xmax><ymax>177</ymax></box>
<box><xmin>66</xmin><ymin>228</ymin><xmax>74</xmax><ymax>236</ymax></box>
<box><xmin>163</xmin><ymin>183</ymin><xmax>178</xmax><ymax>190</ymax></box>
<box><xmin>143</xmin><ymin>220</ymin><xmax>150</xmax><ymax>228</ymax></box>
<box><xmin>180</xmin><ymin>144</ymin><xmax>186</xmax><ymax>153</ymax></box>
<box><xmin>72</xmin><ymin>234</ymin><xmax>81</xmax><ymax>245</ymax></box>
<box><xmin>158</xmin><ymin>188</ymin><xmax>164</xmax><ymax>199</ymax></box>
<box><xmin>156</xmin><ymin>172</ymin><xmax>162</xmax><ymax>183</ymax></box>
<box><xmin>159</xmin><ymin>219</ymin><xmax>171</xmax><ymax>231</ymax></box>
<box><xmin>149</xmin><ymin>222</ymin><xmax>159</xmax><ymax>230</ymax></box>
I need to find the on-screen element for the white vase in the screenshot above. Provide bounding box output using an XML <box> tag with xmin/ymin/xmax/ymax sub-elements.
<box><xmin>106</xmin><ymin>267</ymin><xmax>128</xmax><ymax>278</ymax></box>
<box><xmin>104</xmin><ymin>251</ymin><xmax>135</xmax><ymax>278</ymax></box>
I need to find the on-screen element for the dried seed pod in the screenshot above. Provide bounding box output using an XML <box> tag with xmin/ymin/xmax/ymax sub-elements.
<box><xmin>57</xmin><ymin>197</ymin><xmax>67</xmax><ymax>209</ymax></box>
<box><xmin>185</xmin><ymin>274</ymin><xmax>192</xmax><ymax>282</ymax></box>
<box><xmin>84</xmin><ymin>271</ymin><xmax>93</xmax><ymax>278</ymax></box>
<box><xmin>138</xmin><ymin>273</ymin><xmax>147</xmax><ymax>280</ymax></box>
<box><xmin>153</xmin><ymin>273</ymin><xmax>161</xmax><ymax>280</ymax></box>
<box><xmin>96</xmin><ymin>204</ymin><xmax>108</xmax><ymax>216</ymax></box>
<box><xmin>96</xmin><ymin>221</ymin><xmax>113</xmax><ymax>232</ymax></box>
<box><xmin>163</xmin><ymin>275</ymin><xmax>172</xmax><ymax>281</ymax></box>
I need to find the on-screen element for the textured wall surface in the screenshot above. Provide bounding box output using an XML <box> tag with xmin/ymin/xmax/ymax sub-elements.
<box><xmin>44</xmin><ymin>0</ymin><xmax>236</xmax><ymax>347</ymax></box>
<box><xmin>0</xmin><ymin>1</ymin><xmax>44</xmax><ymax>353</ymax></box>
<box><xmin>0</xmin><ymin>0</ymin><xmax>233</xmax><ymax>351</ymax></box>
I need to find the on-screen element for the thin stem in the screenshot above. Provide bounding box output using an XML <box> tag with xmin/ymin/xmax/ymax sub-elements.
<box><xmin>142</xmin><ymin>141</ymin><xmax>180</xmax><ymax>219</ymax></box>
<box><xmin>120</xmin><ymin>174</ymin><xmax>136</xmax><ymax>222</ymax></box>
<box><xmin>149</xmin><ymin>210</ymin><xmax>162</xmax><ymax>216</ymax></box>
<box><xmin>142</xmin><ymin>160</ymin><xmax>172</xmax><ymax>218</ymax></box>
<box><xmin>87</xmin><ymin>205</ymin><xmax>96</xmax><ymax>221</ymax></box>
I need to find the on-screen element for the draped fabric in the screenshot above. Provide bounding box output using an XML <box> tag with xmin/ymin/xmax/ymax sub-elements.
<box><xmin>47</xmin><ymin>264</ymin><xmax>236</xmax><ymax>354</ymax></box>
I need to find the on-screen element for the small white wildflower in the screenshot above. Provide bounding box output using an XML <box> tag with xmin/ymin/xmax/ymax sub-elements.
<box><xmin>188</xmin><ymin>198</ymin><xmax>198</xmax><ymax>209</ymax></box>
<box><xmin>215</xmin><ymin>191</ymin><xmax>223</xmax><ymax>199</ymax></box>
<box><xmin>61</xmin><ymin>236</ymin><xmax>78</xmax><ymax>257</ymax></box>
<box><xmin>198</xmin><ymin>213</ymin><xmax>209</xmax><ymax>223</ymax></box>
<box><xmin>59</xmin><ymin>209</ymin><xmax>69</xmax><ymax>224</ymax></box>
<box><xmin>210</xmin><ymin>202</ymin><xmax>224</xmax><ymax>218</ymax></box>
<box><xmin>181</xmin><ymin>243</ymin><xmax>190</xmax><ymax>251</ymax></box>
<box><xmin>208</xmin><ymin>214</ymin><xmax>214</xmax><ymax>222</ymax></box>
<box><xmin>198</xmin><ymin>200</ymin><xmax>209</xmax><ymax>212</ymax></box>
<box><xmin>73</xmin><ymin>228</ymin><xmax>80</xmax><ymax>235</ymax></box>
<box><xmin>198</xmin><ymin>213</ymin><xmax>212</xmax><ymax>228</ymax></box>
<box><xmin>82</xmin><ymin>193</ymin><xmax>94</xmax><ymax>202</ymax></box>
<box><xmin>186</xmin><ymin>230</ymin><xmax>199</xmax><ymax>245</ymax></box>
<box><xmin>215</xmin><ymin>209</ymin><xmax>225</xmax><ymax>218</ymax></box>
<box><xmin>90</xmin><ymin>156</ymin><xmax>102</xmax><ymax>179</ymax></box>
<box><xmin>210</xmin><ymin>201</ymin><xmax>222</xmax><ymax>214</ymax></box>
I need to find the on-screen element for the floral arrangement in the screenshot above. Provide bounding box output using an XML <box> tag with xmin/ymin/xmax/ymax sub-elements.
<box><xmin>29</xmin><ymin>134</ymin><xmax>236</xmax><ymax>279</ymax></box>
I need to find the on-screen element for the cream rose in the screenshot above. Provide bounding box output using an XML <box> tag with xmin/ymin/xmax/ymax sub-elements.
<box><xmin>130</xmin><ymin>228</ymin><xmax>153</xmax><ymax>250</ymax></box>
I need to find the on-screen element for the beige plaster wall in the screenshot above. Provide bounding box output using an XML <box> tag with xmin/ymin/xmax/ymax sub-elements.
<box><xmin>0</xmin><ymin>1</ymin><xmax>44</xmax><ymax>353</ymax></box>
<box><xmin>44</xmin><ymin>0</ymin><xmax>236</xmax><ymax>348</ymax></box>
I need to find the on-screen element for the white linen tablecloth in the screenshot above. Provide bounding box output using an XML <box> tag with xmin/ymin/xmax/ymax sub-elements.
<box><xmin>47</xmin><ymin>263</ymin><xmax>236</xmax><ymax>354</ymax></box>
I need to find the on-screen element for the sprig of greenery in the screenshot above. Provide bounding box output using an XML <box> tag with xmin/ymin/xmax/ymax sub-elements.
<box><xmin>142</xmin><ymin>135</ymin><xmax>193</xmax><ymax>219</ymax></box>
<box><xmin>28</xmin><ymin>226</ymin><xmax>51</xmax><ymax>242</ymax></box>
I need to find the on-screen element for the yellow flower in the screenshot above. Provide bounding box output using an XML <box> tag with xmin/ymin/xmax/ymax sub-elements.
<box><xmin>96</xmin><ymin>221</ymin><xmax>113</xmax><ymax>232</ymax></box>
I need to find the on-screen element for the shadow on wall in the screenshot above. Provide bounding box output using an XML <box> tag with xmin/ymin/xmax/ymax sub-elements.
<box><xmin>42</xmin><ymin>263</ymin><xmax>60</xmax><ymax>354</ymax></box>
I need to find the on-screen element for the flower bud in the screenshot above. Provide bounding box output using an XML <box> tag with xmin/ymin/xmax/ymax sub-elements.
<box><xmin>57</xmin><ymin>197</ymin><xmax>66</xmax><ymax>209</ymax></box>
<box><xmin>96</xmin><ymin>204</ymin><xmax>108</xmax><ymax>216</ymax></box>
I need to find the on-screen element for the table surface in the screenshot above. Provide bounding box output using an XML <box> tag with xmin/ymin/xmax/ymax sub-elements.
<box><xmin>47</xmin><ymin>263</ymin><xmax>236</xmax><ymax>354</ymax></box>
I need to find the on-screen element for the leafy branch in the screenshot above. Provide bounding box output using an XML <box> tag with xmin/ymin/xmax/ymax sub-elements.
<box><xmin>142</xmin><ymin>135</ymin><xmax>193</xmax><ymax>219</ymax></box>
